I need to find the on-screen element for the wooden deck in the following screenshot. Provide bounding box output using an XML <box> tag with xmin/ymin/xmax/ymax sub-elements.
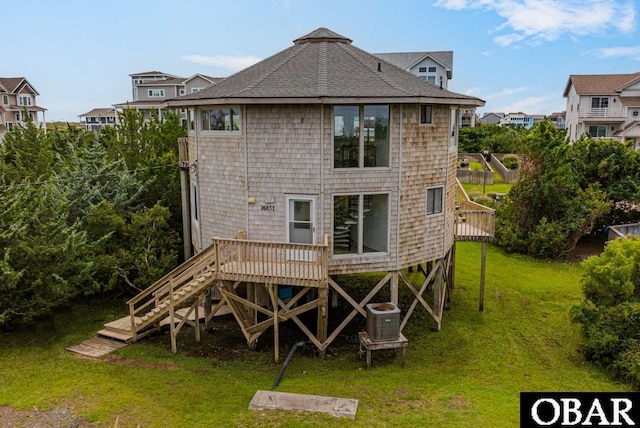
<box><xmin>455</xmin><ymin>179</ymin><xmax>495</xmax><ymax>243</ymax></box>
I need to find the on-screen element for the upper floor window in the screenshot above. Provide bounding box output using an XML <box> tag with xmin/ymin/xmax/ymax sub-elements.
<box><xmin>418</xmin><ymin>67</ymin><xmax>427</xmax><ymax>73</ymax></box>
<box><xmin>427</xmin><ymin>76</ymin><xmax>436</xmax><ymax>84</ymax></box>
<box><xmin>18</xmin><ymin>95</ymin><xmax>32</xmax><ymax>106</ymax></box>
<box><xmin>420</xmin><ymin>105</ymin><xmax>433</xmax><ymax>124</ymax></box>
<box><xmin>148</xmin><ymin>89</ymin><xmax>165</xmax><ymax>97</ymax></box>
<box><xmin>591</xmin><ymin>97</ymin><xmax>609</xmax><ymax>109</ymax></box>
<box><xmin>192</xmin><ymin>88</ymin><xmax>203</xmax><ymax>93</ymax></box>
<box><xmin>179</xmin><ymin>89</ymin><xmax>185</xmax><ymax>96</ymax></box>
<box><xmin>6</xmin><ymin>122</ymin><xmax>13</xmax><ymax>131</ymax></box>
<box><xmin>200</xmin><ymin>107</ymin><xmax>240</xmax><ymax>132</ymax></box>
<box><xmin>428</xmin><ymin>66</ymin><xmax>437</xmax><ymax>72</ymax></box>
<box><xmin>2</xmin><ymin>94</ymin><xmax>8</xmax><ymax>105</ymax></box>
<box><xmin>334</xmin><ymin>105</ymin><xmax>389</xmax><ymax>168</ymax></box>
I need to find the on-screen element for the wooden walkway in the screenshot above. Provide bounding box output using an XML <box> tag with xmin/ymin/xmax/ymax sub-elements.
<box><xmin>66</xmin><ymin>337</ymin><xmax>127</xmax><ymax>357</ymax></box>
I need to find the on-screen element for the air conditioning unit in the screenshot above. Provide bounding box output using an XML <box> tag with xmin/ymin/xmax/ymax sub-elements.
<box><xmin>366</xmin><ymin>302</ymin><xmax>400</xmax><ymax>341</ymax></box>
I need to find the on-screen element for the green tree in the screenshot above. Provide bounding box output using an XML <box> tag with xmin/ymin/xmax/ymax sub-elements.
<box><xmin>495</xmin><ymin>119</ymin><xmax>611</xmax><ymax>258</ymax></box>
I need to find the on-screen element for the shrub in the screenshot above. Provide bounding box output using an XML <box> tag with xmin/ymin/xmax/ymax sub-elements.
<box><xmin>572</xmin><ymin>237</ymin><xmax>640</xmax><ymax>386</ymax></box>
<box><xmin>501</xmin><ymin>154</ymin><xmax>519</xmax><ymax>170</ymax></box>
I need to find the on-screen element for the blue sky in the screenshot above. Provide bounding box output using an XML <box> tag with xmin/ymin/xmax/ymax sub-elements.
<box><xmin>4</xmin><ymin>0</ymin><xmax>638</xmax><ymax>121</ymax></box>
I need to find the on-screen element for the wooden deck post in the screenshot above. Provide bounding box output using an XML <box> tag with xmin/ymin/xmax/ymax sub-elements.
<box><xmin>479</xmin><ymin>242</ymin><xmax>486</xmax><ymax>312</ymax></box>
<box><xmin>317</xmin><ymin>286</ymin><xmax>328</xmax><ymax>354</ymax></box>
<box><xmin>433</xmin><ymin>266</ymin><xmax>442</xmax><ymax>331</ymax></box>
<box><xmin>269</xmin><ymin>283</ymin><xmax>279</xmax><ymax>363</ymax></box>
<box><xmin>390</xmin><ymin>271</ymin><xmax>399</xmax><ymax>306</ymax></box>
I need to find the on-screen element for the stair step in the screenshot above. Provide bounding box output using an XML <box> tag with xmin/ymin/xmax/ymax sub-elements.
<box><xmin>97</xmin><ymin>329</ymin><xmax>134</xmax><ymax>342</ymax></box>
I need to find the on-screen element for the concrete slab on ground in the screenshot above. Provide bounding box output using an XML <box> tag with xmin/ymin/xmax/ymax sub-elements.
<box><xmin>249</xmin><ymin>390</ymin><xmax>358</xmax><ymax>419</ymax></box>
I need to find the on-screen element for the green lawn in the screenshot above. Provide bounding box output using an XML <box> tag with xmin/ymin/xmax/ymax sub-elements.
<box><xmin>0</xmin><ymin>243</ymin><xmax>629</xmax><ymax>427</ymax></box>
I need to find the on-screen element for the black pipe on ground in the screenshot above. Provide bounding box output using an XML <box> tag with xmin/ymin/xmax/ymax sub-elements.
<box><xmin>271</xmin><ymin>340</ymin><xmax>310</xmax><ymax>391</ymax></box>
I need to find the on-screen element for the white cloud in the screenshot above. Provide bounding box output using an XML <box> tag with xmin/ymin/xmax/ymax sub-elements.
<box><xmin>493</xmin><ymin>94</ymin><xmax>560</xmax><ymax>114</ymax></box>
<box><xmin>484</xmin><ymin>87</ymin><xmax>529</xmax><ymax>100</ymax></box>
<box><xmin>182</xmin><ymin>55</ymin><xmax>262</xmax><ymax>72</ymax></box>
<box><xmin>434</xmin><ymin>0</ymin><xmax>637</xmax><ymax>46</ymax></box>
<box><xmin>584</xmin><ymin>46</ymin><xmax>640</xmax><ymax>61</ymax></box>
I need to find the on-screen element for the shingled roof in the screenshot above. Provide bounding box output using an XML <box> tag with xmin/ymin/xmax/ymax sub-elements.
<box><xmin>563</xmin><ymin>72</ymin><xmax>640</xmax><ymax>97</ymax></box>
<box><xmin>166</xmin><ymin>28</ymin><xmax>483</xmax><ymax>107</ymax></box>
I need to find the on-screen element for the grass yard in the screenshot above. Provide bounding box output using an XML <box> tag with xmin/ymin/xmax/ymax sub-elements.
<box><xmin>0</xmin><ymin>243</ymin><xmax>629</xmax><ymax>427</ymax></box>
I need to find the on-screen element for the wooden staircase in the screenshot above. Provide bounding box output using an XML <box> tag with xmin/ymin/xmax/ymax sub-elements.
<box><xmin>98</xmin><ymin>242</ymin><xmax>219</xmax><ymax>344</ymax></box>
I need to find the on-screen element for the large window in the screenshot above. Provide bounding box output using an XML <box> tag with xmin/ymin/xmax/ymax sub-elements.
<box><xmin>18</xmin><ymin>95</ymin><xmax>31</xmax><ymax>106</ymax></box>
<box><xmin>2</xmin><ymin>94</ymin><xmax>8</xmax><ymax>105</ymax></box>
<box><xmin>591</xmin><ymin>97</ymin><xmax>609</xmax><ymax>109</ymax></box>
<box><xmin>589</xmin><ymin>125</ymin><xmax>607</xmax><ymax>138</ymax></box>
<box><xmin>201</xmin><ymin>107</ymin><xmax>240</xmax><ymax>132</ymax></box>
<box><xmin>148</xmin><ymin>89</ymin><xmax>165</xmax><ymax>97</ymax></box>
<box><xmin>333</xmin><ymin>194</ymin><xmax>388</xmax><ymax>255</ymax></box>
<box><xmin>334</xmin><ymin>105</ymin><xmax>389</xmax><ymax>168</ymax></box>
<box><xmin>426</xmin><ymin>187</ymin><xmax>443</xmax><ymax>215</ymax></box>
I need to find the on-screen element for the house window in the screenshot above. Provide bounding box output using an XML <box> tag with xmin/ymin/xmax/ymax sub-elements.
<box><xmin>200</xmin><ymin>107</ymin><xmax>240</xmax><ymax>131</ymax></box>
<box><xmin>192</xmin><ymin>88</ymin><xmax>203</xmax><ymax>93</ymax></box>
<box><xmin>2</xmin><ymin>94</ymin><xmax>7</xmax><ymax>105</ymax></box>
<box><xmin>427</xmin><ymin>76</ymin><xmax>436</xmax><ymax>84</ymax></box>
<box><xmin>18</xmin><ymin>95</ymin><xmax>31</xmax><ymax>106</ymax></box>
<box><xmin>420</xmin><ymin>105</ymin><xmax>433</xmax><ymax>124</ymax></box>
<box><xmin>148</xmin><ymin>89</ymin><xmax>165</xmax><ymax>97</ymax></box>
<box><xmin>15</xmin><ymin>112</ymin><xmax>20</xmax><ymax>121</ymax></box>
<box><xmin>6</xmin><ymin>122</ymin><xmax>13</xmax><ymax>131</ymax></box>
<box><xmin>333</xmin><ymin>105</ymin><xmax>389</xmax><ymax>168</ymax></box>
<box><xmin>426</xmin><ymin>187</ymin><xmax>443</xmax><ymax>215</ymax></box>
<box><xmin>588</xmin><ymin>125</ymin><xmax>607</xmax><ymax>138</ymax></box>
<box><xmin>418</xmin><ymin>67</ymin><xmax>427</xmax><ymax>73</ymax></box>
<box><xmin>591</xmin><ymin>97</ymin><xmax>609</xmax><ymax>109</ymax></box>
<box><xmin>449</xmin><ymin>108</ymin><xmax>458</xmax><ymax>150</ymax></box>
<box><xmin>333</xmin><ymin>193</ymin><xmax>388</xmax><ymax>255</ymax></box>
<box><xmin>428</xmin><ymin>66</ymin><xmax>437</xmax><ymax>72</ymax></box>
<box><xmin>179</xmin><ymin>89</ymin><xmax>185</xmax><ymax>96</ymax></box>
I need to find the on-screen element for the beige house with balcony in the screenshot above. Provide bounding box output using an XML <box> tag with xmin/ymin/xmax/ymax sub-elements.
<box><xmin>113</xmin><ymin>72</ymin><xmax>223</xmax><ymax>123</ymax></box>
<box><xmin>78</xmin><ymin>108</ymin><xmax>116</xmax><ymax>133</ymax></box>
<box><xmin>564</xmin><ymin>72</ymin><xmax>640</xmax><ymax>149</ymax></box>
<box><xmin>0</xmin><ymin>77</ymin><xmax>46</xmax><ymax>141</ymax></box>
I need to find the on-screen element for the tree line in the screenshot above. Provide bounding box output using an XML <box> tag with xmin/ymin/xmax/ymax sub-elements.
<box><xmin>0</xmin><ymin>111</ymin><xmax>185</xmax><ymax>327</ymax></box>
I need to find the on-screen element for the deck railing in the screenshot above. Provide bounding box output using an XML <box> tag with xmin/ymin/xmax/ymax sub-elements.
<box><xmin>579</xmin><ymin>107</ymin><xmax>627</xmax><ymax>119</ymax></box>
<box><xmin>608</xmin><ymin>223</ymin><xmax>640</xmax><ymax>240</ymax></box>
<box><xmin>455</xmin><ymin>178</ymin><xmax>495</xmax><ymax>242</ymax></box>
<box><xmin>214</xmin><ymin>234</ymin><xmax>330</xmax><ymax>287</ymax></box>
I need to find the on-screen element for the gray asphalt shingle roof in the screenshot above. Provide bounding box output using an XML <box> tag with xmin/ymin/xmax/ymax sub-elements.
<box><xmin>167</xmin><ymin>28</ymin><xmax>483</xmax><ymax>107</ymax></box>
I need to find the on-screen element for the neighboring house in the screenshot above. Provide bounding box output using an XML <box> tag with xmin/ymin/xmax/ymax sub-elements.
<box><xmin>548</xmin><ymin>111</ymin><xmax>566</xmax><ymax>130</ymax></box>
<box><xmin>564</xmin><ymin>72</ymin><xmax>640</xmax><ymax>149</ymax></box>
<box><xmin>113</xmin><ymin>72</ymin><xmax>223</xmax><ymax>124</ymax></box>
<box><xmin>78</xmin><ymin>108</ymin><xmax>116</xmax><ymax>133</ymax></box>
<box><xmin>503</xmin><ymin>112</ymin><xmax>544</xmax><ymax>129</ymax></box>
<box><xmin>152</xmin><ymin>28</ymin><xmax>485</xmax><ymax>354</ymax></box>
<box><xmin>0</xmin><ymin>77</ymin><xmax>46</xmax><ymax>140</ymax></box>
<box><xmin>373</xmin><ymin>51</ymin><xmax>453</xmax><ymax>89</ymax></box>
<box><xmin>479</xmin><ymin>112</ymin><xmax>504</xmax><ymax>125</ymax></box>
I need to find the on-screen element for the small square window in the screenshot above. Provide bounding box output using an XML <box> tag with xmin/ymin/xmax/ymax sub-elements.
<box><xmin>420</xmin><ymin>105</ymin><xmax>433</xmax><ymax>124</ymax></box>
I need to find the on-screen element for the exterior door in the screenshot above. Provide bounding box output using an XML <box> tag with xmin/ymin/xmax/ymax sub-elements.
<box><xmin>286</xmin><ymin>196</ymin><xmax>316</xmax><ymax>261</ymax></box>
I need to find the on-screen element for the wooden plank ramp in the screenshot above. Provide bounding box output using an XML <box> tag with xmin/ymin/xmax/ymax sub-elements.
<box><xmin>249</xmin><ymin>390</ymin><xmax>358</xmax><ymax>419</ymax></box>
<box><xmin>66</xmin><ymin>337</ymin><xmax>128</xmax><ymax>357</ymax></box>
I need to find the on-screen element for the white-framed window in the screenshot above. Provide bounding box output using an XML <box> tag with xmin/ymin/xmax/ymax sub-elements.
<box><xmin>148</xmin><ymin>89</ymin><xmax>165</xmax><ymax>97</ymax></box>
<box><xmin>427</xmin><ymin>76</ymin><xmax>436</xmax><ymax>84</ymax></box>
<box><xmin>418</xmin><ymin>67</ymin><xmax>427</xmax><ymax>73</ymax></box>
<box><xmin>188</xmin><ymin>109</ymin><xmax>195</xmax><ymax>131</ymax></box>
<box><xmin>6</xmin><ymin>122</ymin><xmax>13</xmax><ymax>131</ymax></box>
<box><xmin>179</xmin><ymin>89</ymin><xmax>185</xmax><ymax>96</ymax></box>
<box><xmin>588</xmin><ymin>125</ymin><xmax>607</xmax><ymax>138</ymax></box>
<box><xmin>333</xmin><ymin>193</ymin><xmax>389</xmax><ymax>255</ymax></box>
<box><xmin>591</xmin><ymin>97</ymin><xmax>609</xmax><ymax>109</ymax></box>
<box><xmin>18</xmin><ymin>95</ymin><xmax>32</xmax><ymax>106</ymax></box>
<box><xmin>428</xmin><ymin>66</ymin><xmax>437</xmax><ymax>73</ymax></box>
<box><xmin>2</xmin><ymin>94</ymin><xmax>8</xmax><ymax>105</ymax></box>
<box><xmin>420</xmin><ymin>105</ymin><xmax>433</xmax><ymax>124</ymax></box>
<box><xmin>200</xmin><ymin>106</ymin><xmax>240</xmax><ymax>132</ymax></box>
<box><xmin>426</xmin><ymin>186</ymin><xmax>444</xmax><ymax>215</ymax></box>
<box><xmin>333</xmin><ymin>105</ymin><xmax>389</xmax><ymax>168</ymax></box>
<box><xmin>192</xmin><ymin>87</ymin><xmax>203</xmax><ymax>93</ymax></box>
